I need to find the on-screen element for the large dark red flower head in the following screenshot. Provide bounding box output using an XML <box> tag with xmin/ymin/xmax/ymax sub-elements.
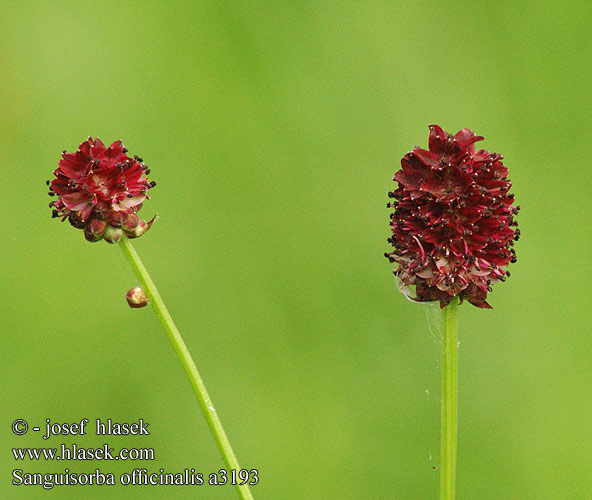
<box><xmin>385</xmin><ymin>125</ymin><xmax>519</xmax><ymax>308</ymax></box>
<box><xmin>48</xmin><ymin>137</ymin><xmax>156</xmax><ymax>243</ymax></box>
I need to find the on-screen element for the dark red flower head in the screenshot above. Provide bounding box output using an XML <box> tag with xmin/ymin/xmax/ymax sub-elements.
<box><xmin>385</xmin><ymin>125</ymin><xmax>519</xmax><ymax>308</ymax></box>
<box><xmin>48</xmin><ymin>137</ymin><xmax>156</xmax><ymax>242</ymax></box>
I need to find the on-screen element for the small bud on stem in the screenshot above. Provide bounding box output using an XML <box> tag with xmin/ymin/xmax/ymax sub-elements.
<box><xmin>126</xmin><ymin>286</ymin><xmax>148</xmax><ymax>308</ymax></box>
<box><xmin>104</xmin><ymin>225</ymin><xmax>123</xmax><ymax>244</ymax></box>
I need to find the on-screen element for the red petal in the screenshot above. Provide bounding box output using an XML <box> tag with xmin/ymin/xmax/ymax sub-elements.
<box><xmin>62</xmin><ymin>191</ymin><xmax>92</xmax><ymax>211</ymax></box>
<box><xmin>58</xmin><ymin>157</ymin><xmax>88</xmax><ymax>179</ymax></box>
<box><xmin>395</xmin><ymin>153</ymin><xmax>429</xmax><ymax>189</ymax></box>
<box><xmin>428</xmin><ymin>124</ymin><xmax>447</xmax><ymax>155</ymax></box>
<box><xmin>108</xmin><ymin>140</ymin><xmax>123</xmax><ymax>152</ymax></box>
<box><xmin>412</xmin><ymin>148</ymin><xmax>441</xmax><ymax>169</ymax></box>
<box><xmin>79</xmin><ymin>139</ymin><xmax>92</xmax><ymax>156</ymax></box>
<box><xmin>420</xmin><ymin>179</ymin><xmax>446</xmax><ymax>197</ymax></box>
<box><xmin>118</xmin><ymin>195</ymin><xmax>146</xmax><ymax>209</ymax></box>
<box><xmin>454</xmin><ymin>128</ymin><xmax>484</xmax><ymax>146</ymax></box>
<box><xmin>103</xmin><ymin>140</ymin><xmax>128</xmax><ymax>162</ymax></box>
<box><xmin>90</xmin><ymin>138</ymin><xmax>107</xmax><ymax>159</ymax></box>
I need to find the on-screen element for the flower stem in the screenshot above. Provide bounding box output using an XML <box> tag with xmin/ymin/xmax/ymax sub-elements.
<box><xmin>119</xmin><ymin>237</ymin><xmax>254</xmax><ymax>500</ymax></box>
<box><xmin>440</xmin><ymin>296</ymin><xmax>459</xmax><ymax>500</ymax></box>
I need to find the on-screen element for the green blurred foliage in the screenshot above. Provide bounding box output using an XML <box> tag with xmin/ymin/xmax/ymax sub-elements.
<box><xmin>1</xmin><ymin>1</ymin><xmax>591</xmax><ymax>498</ymax></box>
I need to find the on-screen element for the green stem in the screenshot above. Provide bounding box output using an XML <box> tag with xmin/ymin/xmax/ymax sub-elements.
<box><xmin>440</xmin><ymin>296</ymin><xmax>459</xmax><ymax>500</ymax></box>
<box><xmin>119</xmin><ymin>237</ymin><xmax>254</xmax><ymax>500</ymax></box>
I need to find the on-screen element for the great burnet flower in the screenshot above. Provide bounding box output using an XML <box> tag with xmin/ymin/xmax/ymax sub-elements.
<box><xmin>48</xmin><ymin>137</ymin><xmax>156</xmax><ymax>243</ymax></box>
<box><xmin>385</xmin><ymin>125</ymin><xmax>519</xmax><ymax>308</ymax></box>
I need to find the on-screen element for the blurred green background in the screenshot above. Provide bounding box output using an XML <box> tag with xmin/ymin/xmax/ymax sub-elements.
<box><xmin>1</xmin><ymin>1</ymin><xmax>591</xmax><ymax>498</ymax></box>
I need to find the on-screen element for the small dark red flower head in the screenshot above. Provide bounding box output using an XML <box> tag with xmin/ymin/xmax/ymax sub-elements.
<box><xmin>48</xmin><ymin>137</ymin><xmax>156</xmax><ymax>242</ymax></box>
<box><xmin>385</xmin><ymin>125</ymin><xmax>519</xmax><ymax>308</ymax></box>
